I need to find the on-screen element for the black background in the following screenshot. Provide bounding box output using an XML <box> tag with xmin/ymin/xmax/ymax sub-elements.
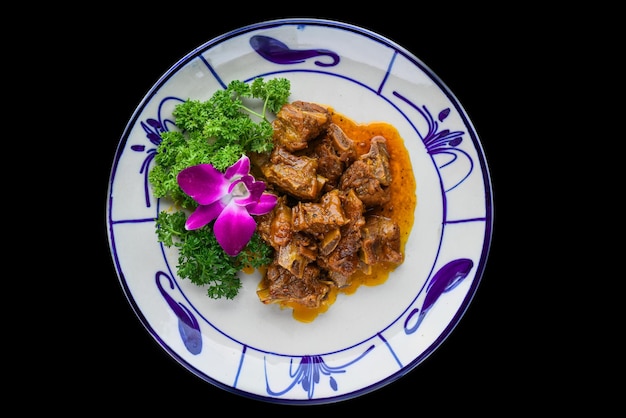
<box><xmin>61</xmin><ymin>8</ymin><xmax>556</xmax><ymax>413</ymax></box>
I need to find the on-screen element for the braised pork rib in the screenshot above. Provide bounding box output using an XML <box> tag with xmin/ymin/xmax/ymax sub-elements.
<box><xmin>254</xmin><ymin>102</ymin><xmax>404</xmax><ymax>309</ymax></box>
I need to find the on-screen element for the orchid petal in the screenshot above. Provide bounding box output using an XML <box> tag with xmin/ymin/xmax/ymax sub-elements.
<box><xmin>177</xmin><ymin>164</ymin><xmax>230</xmax><ymax>205</ymax></box>
<box><xmin>213</xmin><ymin>201</ymin><xmax>257</xmax><ymax>256</ymax></box>
<box><xmin>185</xmin><ymin>200</ymin><xmax>226</xmax><ymax>230</ymax></box>
<box><xmin>240</xmin><ymin>176</ymin><xmax>266</xmax><ymax>199</ymax></box>
<box><xmin>228</xmin><ymin>174</ymin><xmax>256</xmax><ymax>195</ymax></box>
<box><xmin>230</xmin><ymin>177</ymin><xmax>264</xmax><ymax>207</ymax></box>
<box><xmin>247</xmin><ymin>192</ymin><xmax>278</xmax><ymax>215</ymax></box>
<box><xmin>224</xmin><ymin>155</ymin><xmax>250</xmax><ymax>180</ymax></box>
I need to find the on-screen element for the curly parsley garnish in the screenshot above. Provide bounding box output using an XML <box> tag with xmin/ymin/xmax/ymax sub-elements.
<box><xmin>149</xmin><ymin>77</ymin><xmax>290</xmax><ymax>208</ymax></box>
<box><xmin>148</xmin><ymin>77</ymin><xmax>290</xmax><ymax>299</ymax></box>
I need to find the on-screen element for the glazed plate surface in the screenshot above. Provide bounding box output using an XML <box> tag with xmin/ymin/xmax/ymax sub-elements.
<box><xmin>106</xmin><ymin>18</ymin><xmax>493</xmax><ymax>404</ymax></box>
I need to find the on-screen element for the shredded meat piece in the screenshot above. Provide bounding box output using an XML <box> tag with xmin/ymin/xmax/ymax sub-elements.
<box><xmin>275</xmin><ymin>233</ymin><xmax>317</xmax><ymax>278</ymax></box>
<box><xmin>339</xmin><ymin>136</ymin><xmax>392</xmax><ymax>207</ymax></box>
<box><xmin>317</xmin><ymin>189</ymin><xmax>365</xmax><ymax>287</ymax></box>
<box><xmin>292</xmin><ymin>189</ymin><xmax>348</xmax><ymax>236</ymax></box>
<box><xmin>272</xmin><ymin>101</ymin><xmax>332</xmax><ymax>152</ymax></box>
<box><xmin>257</xmin><ymin>262</ymin><xmax>330</xmax><ymax>308</ymax></box>
<box><xmin>360</xmin><ymin>215</ymin><xmax>404</xmax><ymax>265</ymax></box>
<box><xmin>256</xmin><ymin>196</ymin><xmax>292</xmax><ymax>249</ymax></box>
<box><xmin>259</xmin><ymin>146</ymin><xmax>326</xmax><ymax>200</ymax></box>
<box><xmin>310</xmin><ymin>136</ymin><xmax>344</xmax><ymax>190</ymax></box>
<box><xmin>327</xmin><ymin>123</ymin><xmax>358</xmax><ymax>163</ymax></box>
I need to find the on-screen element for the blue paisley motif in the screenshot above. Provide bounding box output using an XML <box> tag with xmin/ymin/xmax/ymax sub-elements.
<box><xmin>250</xmin><ymin>35</ymin><xmax>340</xmax><ymax>67</ymax></box>
<box><xmin>404</xmin><ymin>258</ymin><xmax>474</xmax><ymax>334</ymax></box>
<box><xmin>156</xmin><ymin>271</ymin><xmax>202</xmax><ymax>354</ymax></box>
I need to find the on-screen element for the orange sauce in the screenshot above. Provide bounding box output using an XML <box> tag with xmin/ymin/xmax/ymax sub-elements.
<box><xmin>258</xmin><ymin>109</ymin><xmax>417</xmax><ymax>323</ymax></box>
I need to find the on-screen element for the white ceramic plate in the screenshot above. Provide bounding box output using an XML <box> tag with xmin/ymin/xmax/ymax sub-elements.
<box><xmin>106</xmin><ymin>18</ymin><xmax>493</xmax><ymax>404</ymax></box>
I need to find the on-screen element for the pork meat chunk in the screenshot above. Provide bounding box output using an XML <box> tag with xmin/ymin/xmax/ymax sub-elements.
<box><xmin>360</xmin><ymin>215</ymin><xmax>403</xmax><ymax>266</ymax></box>
<box><xmin>257</xmin><ymin>261</ymin><xmax>330</xmax><ymax>308</ymax></box>
<box><xmin>339</xmin><ymin>136</ymin><xmax>392</xmax><ymax>207</ymax></box>
<box><xmin>260</xmin><ymin>146</ymin><xmax>326</xmax><ymax>200</ymax></box>
<box><xmin>272</xmin><ymin>101</ymin><xmax>332</xmax><ymax>152</ymax></box>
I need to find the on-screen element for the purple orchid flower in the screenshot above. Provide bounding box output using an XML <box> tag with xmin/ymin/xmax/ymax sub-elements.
<box><xmin>177</xmin><ymin>155</ymin><xmax>277</xmax><ymax>257</ymax></box>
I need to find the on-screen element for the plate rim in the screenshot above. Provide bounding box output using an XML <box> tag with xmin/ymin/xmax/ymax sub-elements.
<box><xmin>106</xmin><ymin>17</ymin><xmax>494</xmax><ymax>405</ymax></box>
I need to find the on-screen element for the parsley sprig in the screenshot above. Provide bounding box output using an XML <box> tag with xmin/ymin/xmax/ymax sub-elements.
<box><xmin>148</xmin><ymin>77</ymin><xmax>290</xmax><ymax>299</ymax></box>
<box><xmin>149</xmin><ymin>77</ymin><xmax>290</xmax><ymax>208</ymax></box>
<box><xmin>155</xmin><ymin>211</ymin><xmax>273</xmax><ymax>299</ymax></box>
